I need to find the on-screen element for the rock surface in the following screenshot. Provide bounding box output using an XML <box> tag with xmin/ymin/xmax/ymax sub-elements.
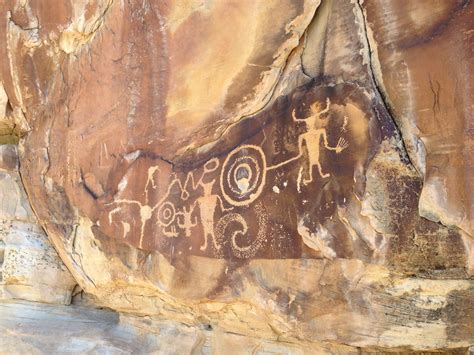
<box><xmin>1</xmin><ymin>300</ymin><xmax>360</xmax><ymax>354</ymax></box>
<box><xmin>0</xmin><ymin>145</ymin><xmax>76</xmax><ymax>304</ymax></box>
<box><xmin>0</xmin><ymin>0</ymin><xmax>472</xmax><ymax>352</ymax></box>
<box><xmin>361</xmin><ymin>0</ymin><xmax>474</xmax><ymax>236</ymax></box>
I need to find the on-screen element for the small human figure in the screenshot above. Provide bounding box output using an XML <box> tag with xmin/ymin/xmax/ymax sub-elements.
<box><xmin>176</xmin><ymin>204</ymin><xmax>198</xmax><ymax>237</ymax></box>
<box><xmin>292</xmin><ymin>97</ymin><xmax>348</xmax><ymax>185</ymax></box>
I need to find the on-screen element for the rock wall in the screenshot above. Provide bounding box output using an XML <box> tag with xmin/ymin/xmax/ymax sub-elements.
<box><xmin>0</xmin><ymin>0</ymin><xmax>472</xmax><ymax>353</ymax></box>
<box><xmin>0</xmin><ymin>144</ymin><xmax>76</xmax><ymax>304</ymax></box>
<box><xmin>361</xmin><ymin>0</ymin><xmax>473</xmax><ymax>237</ymax></box>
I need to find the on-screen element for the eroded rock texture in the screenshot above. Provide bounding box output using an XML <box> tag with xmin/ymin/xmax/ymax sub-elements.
<box><xmin>0</xmin><ymin>145</ymin><xmax>76</xmax><ymax>304</ymax></box>
<box><xmin>361</xmin><ymin>0</ymin><xmax>474</xmax><ymax>236</ymax></box>
<box><xmin>0</xmin><ymin>0</ymin><xmax>472</xmax><ymax>352</ymax></box>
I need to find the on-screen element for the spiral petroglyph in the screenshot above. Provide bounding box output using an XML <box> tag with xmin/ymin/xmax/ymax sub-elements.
<box><xmin>215</xmin><ymin>201</ymin><xmax>268</xmax><ymax>259</ymax></box>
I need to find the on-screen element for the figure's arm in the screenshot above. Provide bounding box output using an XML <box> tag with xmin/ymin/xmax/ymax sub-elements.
<box><xmin>321</xmin><ymin>130</ymin><xmax>336</xmax><ymax>150</ymax></box>
<box><xmin>292</xmin><ymin>109</ymin><xmax>298</xmax><ymax>122</ymax></box>
<box><xmin>322</xmin><ymin>130</ymin><xmax>348</xmax><ymax>153</ymax></box>
<box><xmin>217</xmin><ymin>195</ymin><xmax>233</xmax><ymax>212</ymax></box>
<box><xmin>189</xmin><ymin>202</ymin><xmax>199</xmax><ymax>224</ymax></box>
<box><xmin>266</xmin><ymin>134</ymin><xmax>305</xmax><ymax>171</ymax></box>
<box><xmin>297</xmin><ymin>134</ymin><xmax>305</xmax><ymax>156</ymax></box>
<box><xmin>176</xmin><ymin>213</ymin><xmax>184</xmax><ymax>228</ymax></box>
<box><xmin>321</xmin><ymin>97</ymin><xmax>331</xmax><ymax>116</ymax></box>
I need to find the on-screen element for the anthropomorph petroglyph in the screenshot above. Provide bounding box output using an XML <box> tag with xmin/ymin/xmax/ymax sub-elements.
<box><xmin>106</xmin><ymin>97</ymin><xmax>351</xmax><ymax>254</ymax></box>
<box><xmin>176</xmin><ymin>205</ymin><xmax>197</xmax><ymax>237</ymax></box>
<box><xmin>195</xmin><ymin>178</ymin><xmax>233</xmax><ymax>251</ymax></box>
<box><xmin>292</xmin><ymin>98</ymin><xmax>348</xmax><ymax>185</ymax></box>
<box><xmin>266</xmin><ymin>98</ymin><xmax>349</xmax><ymax>190</ymax></box>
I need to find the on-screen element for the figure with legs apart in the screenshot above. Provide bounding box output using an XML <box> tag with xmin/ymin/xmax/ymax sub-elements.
<box><xmin>195</xmin><ymin>179</ymin><xmax>232</xmax><ymax>251</ymax></box>
<box><xmin>292</xmin><ymin>98</ymin><xmax>349</xmax><ymax>188</ymax></box>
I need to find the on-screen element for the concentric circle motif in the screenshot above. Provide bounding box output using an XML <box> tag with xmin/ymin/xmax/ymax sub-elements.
<box><xmin>220</xmin><ymin>145</ymin><xmax>267</xmax><ymax>207</ymax></box>
<box><xmin>157</xmin><ymin>201</ymin><xmax>176</xmax><ymax>227</ymax></box>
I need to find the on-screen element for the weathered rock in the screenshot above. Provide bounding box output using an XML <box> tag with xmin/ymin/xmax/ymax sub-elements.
<box><xmin>0</xmin><ymin>0</ymin><xmax>472</xmax><ymax>352</ymax></box>
<box><xmin>0</xmin><ymin>82</ymin><xmax>24</xmax><ymax>144</ymax></box>
<box><xmin>0</xmin><ymin>145</ymin><xmax>76</xmax><ymax>304</ymax></box>
<box><xmin>0</xmin><ymin>300</ymin><xmax>360</xmax><ymax>354</ymax></box>
<box><xmin>361</xmin><ymin>0</ymin><xmax>474</xmax><ymax>236</ymax></box>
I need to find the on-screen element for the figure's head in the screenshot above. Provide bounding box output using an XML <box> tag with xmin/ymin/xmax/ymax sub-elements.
<box><xmin>308</xmin><ymin>100</ymin><xmax>330</xmax><ymax>128</ymax></box>
<box><xmin>203</xmin><ymin>158</ymin><xmax>219</xmax><ymax>174</ymax></box>
<box><xmin>309</xmin><ymin>101</ymin><xmax>324</xmax><ymax>114</ymax></box>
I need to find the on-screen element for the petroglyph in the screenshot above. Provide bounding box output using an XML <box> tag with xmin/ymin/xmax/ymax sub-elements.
<box><xmin>266</xmin><ymin>98</ymin><xmax>349</xmax><ymax>191</ymax></box>
<box><xmin>157</xmin><ymin>202</ymin><xmax>176</xmax><ymax>227</ymax></box>
<box><xmin>176</xmin><ymin>205</ymin><xmax>197</xmax><ymax>237</ymax></box>
<box><xmin>107</xmin><ymin>161</ymin><xmax>216</xmax><ymax>248</ymax></box>
<box><xmin>195</xmin><ymin>178</ymin><xmax>233</xmax><ymax>251</ymax></box>
<box><xmin>292</xmin><ymin>98</ymin><xmax>348</xmax><ymax>185</ymax></box>
<box><xmin>101</xmin><ymin>87</ymin><xmax>367</xmax><ymax>260</ymax></box>
<box><xmin>121</xmin><ymin>221</ymin><xmax>131</xmax><ymax>239</ymax></box>
<box><xmin>220</xmin><ymin>145</ymin><xmax>267</xmax><ymax>207</ymax></box>
<box><xmin>215</xmin><ymin>201</ymin><xmax>268</xmax><ymax>259</ymax></box>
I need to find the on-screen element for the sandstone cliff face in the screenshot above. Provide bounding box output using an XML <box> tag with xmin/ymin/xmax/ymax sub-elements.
<box><xmin>0</xmin><ymin>0</ymin><xmax>473</xmax><ymax>353</ymax></box>
<box><xmin>0</xmin><ymin>144</ymin><xmax>76</xmax><ymax>304</ymax></box>
<box><xmin>361</xmin><ymin>0</ymin><xmax>474</xmax><ymax>237</ymax></box>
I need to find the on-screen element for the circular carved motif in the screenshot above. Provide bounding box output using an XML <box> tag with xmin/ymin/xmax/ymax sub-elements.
<box><xmin>157</xmin><ymin>201</ymin><xmax>176</xmax><ymax>227</ymax></box>
<box><xmin>220</xmin><ymin>145</ymin><xmax>267</xmax><ymax>206</ymax></box>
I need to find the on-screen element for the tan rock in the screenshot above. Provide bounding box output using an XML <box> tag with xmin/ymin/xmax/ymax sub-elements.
<box><xmin>0</xmin><ymin>83</ymin><xmax>18</xmax><ymax>144</ymax></box>
<box><xmin>0</xmin><ymin>300</ymin><xmax>358</xmax><ymax>354</ymax></box>
<box><xmin>0</xmin><ymin>146</ymin><xmax>76</xmax><ymax>304</ymax></box>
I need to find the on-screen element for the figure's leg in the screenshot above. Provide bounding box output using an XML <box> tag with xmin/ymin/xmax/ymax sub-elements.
<box><xmin>317</xmin><ymin>161</ymin><xmax>330</xmax><ymax>178</ymax></box>
<box><xmin>297</xmin><ymin>166</ymin><xmax>304</xmax><ymax>191</ymax></box>
<box><xmin>300</xmin><ymin>137</ymin><xmax>313</xmax><ymax>185</ymax></box>
<box><xmin>211</xmin><ymin>231</ymin><xmax>221</xmax><ymax>250</ymax></box>
<box><xmin>303</xmin><ymin>164</ymin><xmax>314</xmax><ymax>185</ymax></box>
<box><xmin>200</xmin><ymin>230</ymin><xmax>208</xmax><ymax>250</ymax></box>
<box><xmin>201</xmin><ymin>216</ymin><xmax>221</xmax><ymax>251</ymax></box>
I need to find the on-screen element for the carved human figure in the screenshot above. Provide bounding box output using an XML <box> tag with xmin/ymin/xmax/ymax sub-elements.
<box><xmin>195</xmin><ymin>179</ymin><xmax>233</xmax><ymax>251</ymax></box>
<box><xmin>176</xmin><ymin>205</ymin><xmax>197</xmax><ymax>237</ymax></box>
<box><xmin>291</xmin><ymin>98</ymin><xmax>348</xmax><ymax>185</ymax></box>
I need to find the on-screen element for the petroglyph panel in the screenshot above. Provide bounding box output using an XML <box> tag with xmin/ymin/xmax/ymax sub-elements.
<box><xmin>3</xmin><ymin>0</ymin><xmax>473</xmax><ymax>350</ymax></box>
<box><xmin>93</xmin><ymin>82</ymin><xmax>381</xmax><ymax>260</ymax></box>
